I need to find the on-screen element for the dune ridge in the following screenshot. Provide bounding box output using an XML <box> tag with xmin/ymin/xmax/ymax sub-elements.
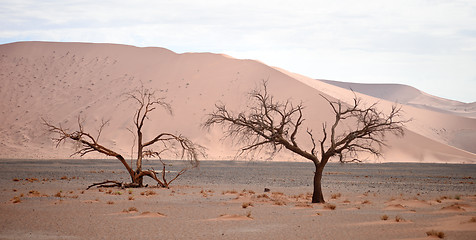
<box><xmin>0</xmin><ymin>41</ymin><xmax>474</xmax><ymax>163</ymax></box>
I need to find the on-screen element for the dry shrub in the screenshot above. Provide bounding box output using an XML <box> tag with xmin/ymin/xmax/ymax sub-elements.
<box><xmin>107</xmin><ymin>201</ymin><xmax>114</xmax><ymax>205</ymax></box>
<box><xmin>295</xmin><ymin>202</ymin><xmax>312</xmax><ymax>208</ymax></box>
<box><xmin>272</xmin><ymin>199</ymin><xmax>286</xmax><ymax>206</ymax></box>
<box><xmin>331</xmin><ymin>193</ymin><xmax>342</xmax><ymax>199</ymax></box>
<box><xmin>257</xmin><ymin>194</ymin><xmax>269</xmax><ymax>199</ymax></box>
<box><xmin>426</xmin><ymin>230</ymin><xmax>445</xmax><ymax>238</ymax></box>
<box><xmin>28</xmin><ymin>190</ymin><xmax>40</xmax><ymax>196</ymax></box>
<box><xmin>113</xmin><ymin>191</ymin><xmax>122</xmax><ymax>195</ymax></box>
<box><xmin>54</xmin><ymin>192</ymin><xmax>62</xmax><ymax>198</ymax></box>
<box><xmin>380</xmin><ymin>215</ymin><xmax>389</xmax><ymax>221</ymax></box>
<box><xmin>140</xmin><ymin>190</ymin><xmax>156</xmax><ymax>196</ymax></box>
<box><xmin>324</xmin><ymin>203</ymin><xmax>336</xmax><ymax>210</ymax></box>
<box><xmin>128</xmin><ymin>196</ymin><xmax>135</xmax><ymax>201</ymax></box>
<box><xmin>222</xmin><ymin>190</ymin><xmax>238</xmax><ymax>195</ymax></box>
<box><xmin>395</xmin><ymin>215</ymin><xmax>405</xmax><ymax>222</ymax></box>
<box><xmin>242</xmin><ymin>202</ymin><xmax>254</xmax><ymax>208</ymax></box>
<box><xmin>11</xmin><ymin>196</ymin><xmax>21</xmax><ymax>203</ymax></box>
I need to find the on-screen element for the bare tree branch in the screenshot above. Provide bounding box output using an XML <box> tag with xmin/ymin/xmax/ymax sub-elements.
<box><xmin>44</xmin><ymin>85</ymin><xmax>204</xmax><ymax>189</ymax></box>
<box><xmin>204</xmin><ymin>80</ymin><xmax>408</xmax><ymax>203</ymax></box>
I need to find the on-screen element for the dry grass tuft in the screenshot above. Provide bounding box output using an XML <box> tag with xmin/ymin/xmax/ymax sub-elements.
<box><xmin>272</xmin><ymin>199</ymin><xmax>286</xmax><ymax>206</ymax></box>
<box><xmin>331</xmin><ymin>193</ymin><xmax>342</xmax><ymax>199</ymax></box>
<box><xmin>28</xmin><ymin>190</ymin><xmax>40</xmax><ymax>196</ymax></box>
<box><xmin>60</xmin><ymin>176</ymin><xmax>68</xmax><ymax>180</ymax></box>
<box><xmin>11</xmin><ymin>196</ymin><xmax>21</xmax><ymax>203</ymax></box>
<box><xmin>140</xmin><ymin>190</ymin><xmax>156</xmax><ymax>196</ymax></box>
<box><xmin>106</xmin><ymin>201</ymin><xmax>114</xmax><ymax>205</ymax></box>
<box><xmin>256</xmin><ymin>194</ymin><xmax>269</xmax><ymax>199</ymax></box>
<box><xmin>426</xmin><ymin>230</ymin><xmax>445</xmax><ymax>238</ymax></box>
<box><xmin>324</xmin><ymin>203</ymin><xmax>336</xmax><ymax>210</ymax></box>
<box><xmin>362</xmin><ymin>200</ymin><xmax>371</xmax><ymax>204</ymax></box>
<box><xmin>246</xmin><ymin>210</ymin><xmax>252</xmax><ymax>218</ymax></box>
<box><xmin>469</xmin><ymin>217</ymin><xmax>476</xmax><ymax>222</ymax></box>
<box><xmin>12</xmin><ymin>178</ymin><xmax>20</xmax><ymax>182</ymax></box>
<box><xmin>128</xmin><ymin>196</ymin><xmax>135</xmax><ymax>201</ymax></box>
<box><xmin>395</xmin><ymin>215</ymin><xmax>405</xmax><ymax>222</ymax></box>
<box><xmin>222</xmin><ymin>190</ymin><xmax>238</xmax><ymax>195</ymax></box>
<box><xmin>295</xmin><ymin>202</ymin><xmax>312</xmax><ymax>208</ymax></box>
<box><xmin>380</xmin><ymin>214</ymin><xmax>389</xmax><ymax>221</ymax></box>
<box><xmin>242</xmin><ymin>202</ymin><xmax>254</xmax><ymax>208</ymax></box>
<box><xmin>54</xmin><ymin>191</ymin><xmax>62</xmax><ymax>198</ymax></box>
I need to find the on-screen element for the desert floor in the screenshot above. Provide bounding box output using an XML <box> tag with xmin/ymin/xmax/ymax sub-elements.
<box><xmin>1</xmin><ymin>159</ymin><xmax>475</xmax><ymax>240</ymax></box>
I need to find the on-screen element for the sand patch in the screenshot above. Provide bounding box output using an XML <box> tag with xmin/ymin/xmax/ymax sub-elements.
<box><xmin>384</xmin><ymin>204</ymin><xmax>406</xmax><ymax>210</ymax></box>
<box><xmin>209</xmin><ymin>214</ymin><xmax>253</xmax><ymax>221</ymax></box>
<box><xmin>128</xmin><ymin>212</ymin><xmax>166</xmax><ymax>218</ymax></box>
<box><xmin>431</xmin><ymin>215</ymin><xmax>476</xmax><ymax>231</ymax></box>
<box><xmin>440</xmin><ymin>203</ymin><xmax>466</xmax><ymax>212</ymax></box>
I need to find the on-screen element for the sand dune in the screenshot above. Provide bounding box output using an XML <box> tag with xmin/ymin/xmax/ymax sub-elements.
<box><xmin>321</xmin><ymin>79</ymin><xmax>476</xmax><ymax>118</ymax></box>
<box><xmin>0</xmin><ymin>41</ymin><xmax>474</xmax><ymax>163</ymax></box>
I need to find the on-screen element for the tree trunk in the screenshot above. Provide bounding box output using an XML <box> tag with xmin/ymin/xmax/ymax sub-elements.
<box><xmin>312</xmin><ymin>164</ymin><xmax>325</xmax><ymax>203</ymax></box>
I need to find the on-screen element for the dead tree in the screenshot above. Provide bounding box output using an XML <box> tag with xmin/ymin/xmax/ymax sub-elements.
<box><xmin>204</xmin><ymin>81</ymin><xmax>406</xmax><ymax>203</ymax></box>
<box><xmin>44</xmin><ymin>87</ymin><xmax>204</xmax><ymax>189</ymax></box>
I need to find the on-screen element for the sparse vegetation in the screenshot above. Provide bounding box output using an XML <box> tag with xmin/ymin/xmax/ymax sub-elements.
<box><xmin>295</xmin><ymin>202</ymin><xmax>313</xmax><ymax>208</ymax></box>
<box><xmin>331</xmin><ymin>193</ymin><xmax>342</xmax><ymax>199</ymax></box>
<box><xmin>324</xmin><ymin>203</ymin><xmax>336</xmax><ymax>210</ymax></box>
<box><xmin>140</xmin><ymin>190</ymin><xmax>156</xmax><ymax>196</ymax></box>
<box><xmin>11</xmin><ymin>196</ymin><xmax>21</xmax><ymax>203</ymax></box>
<box><xmin>242</xmin><ymin>202</ymin><xmax>254</xmax><ymax>208</ymax></box>
<box><xmin>395</xmin><ymin>215</ymin><xmax>405</xmax><ymax>222</ymax></box>
<box><xmin>426</xmin><ymin>230</ymin><xmax>445</xmax><ymax>238</ymax></box>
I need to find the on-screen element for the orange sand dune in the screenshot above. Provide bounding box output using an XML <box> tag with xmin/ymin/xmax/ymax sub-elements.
<box><xmin>0</xmin><ymin>41</ymin><xmax>474</xmax><ymax>163</ymax></box>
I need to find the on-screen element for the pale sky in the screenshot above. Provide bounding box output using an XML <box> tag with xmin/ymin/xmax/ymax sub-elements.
<box><xmin>1</xmin><ymin>0</ymin><xmax>475</xmax><ymax>103</ymax></box>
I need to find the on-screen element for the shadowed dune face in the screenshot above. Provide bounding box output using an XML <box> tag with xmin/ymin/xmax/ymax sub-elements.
<box><xmin>0</xmin><ymin>41</ymin><xmax>475</xmax><ymax>163</ymax></box>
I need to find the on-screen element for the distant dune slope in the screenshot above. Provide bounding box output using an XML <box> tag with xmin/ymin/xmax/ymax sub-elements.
<box><xmin>1</xmin><ymin>41</ymin><xmax>474</xmax><ymax>163</ymax></box>
<box><xmin>321</xmin><ymin>79</ymin><xmax>476</xmax><ymax>119</ymax></box>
